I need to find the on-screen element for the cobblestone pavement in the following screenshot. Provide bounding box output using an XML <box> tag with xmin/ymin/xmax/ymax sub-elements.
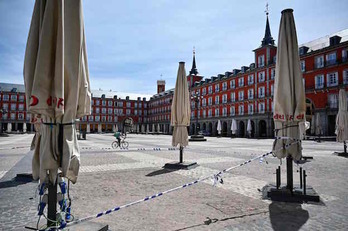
<box><xmin>0</xmin><ymin>133</ymin><xmax>347</xmax><ymax>230</ymax></box>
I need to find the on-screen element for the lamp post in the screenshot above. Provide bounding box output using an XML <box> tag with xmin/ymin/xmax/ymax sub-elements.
<box><xmin>189</xmin><ymin>92</ymin><xmax>206</xmax><ymax>141</ymax></box>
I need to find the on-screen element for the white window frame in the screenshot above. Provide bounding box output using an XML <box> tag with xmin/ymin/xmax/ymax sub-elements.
<box><xmin>238</xmin><ymin>78</ymin><xmax>244</xmax><ymax>87</ymax></box>
<box><xmin>315</xmin><ymin>74</ymin><xmax>324</xmax><ymax>89</ymax></box>
<box><xmin>230</xmin><ymin>106</ymin><xmax>235</xmax><ymax>116</ymax></box>
<box><xmin>215</xmin><ymin>96</ymin><xmax>220</xmax><ymax>105</ymax></box>
<box><xmin>300</xmin><ymin>60</ymin><xmax>306</xmax><ymax>72</ymax></box>
<box><xmin>215</xmin><ymin>84</ymin><xmax>220</xmax><ymax>92</ymax></box>
<box><xmin>258</xmin><ymin>55</ymin><xmax>265</xmax><ymax>67</ymax></box>
<box><xmin>326</xmin><ymin>52</ymin><xmax>337</xmax><ymax>66</ymax></box>
<box><xmin>327</xmin><ymin>72</ymin><xmax>338</xmax><ymax>87</ymax></box>
<box><xmin>248</xmin><ymin>75</ymin><xmax>254</xmax><ymax>85</ymax></box>
<box><xmin>238</xmin><ymin>105</ymin><xmax>244</xmax><ymax>115</ymax></box>
<box><xmin>315</xmin><ymin>55</ymin><xmax>324</xmax><ymax>68</ymax></box>
<box><xmin>248</xmin><ymin>89</ymin><xmax>254</xmax><ymax>99</ymax></box>
<box><xmin>230</xmin><ymin>80</ymin><xmax>235</xmax><ymax>89</ymax></box>
<box><xmin>222</xmin><ymin>94</ymin><xmax>227</xmax><ymax>103</ymax></box>
<box><xmin>248</xmin><ymin>104</ymin><xmax>254</xmax><ymax>115</ymax></box>
<box><xmin>258</xmin><ymin>87</ymin><xmax>265</xmax><ymax>98</ymax></box>
<box><xmin>231</xmin><ymin>92</ymin><xmax>235</xmax><ymax>102</ymax></box>
<box><xmin>208</xmin><ymin>97</ymin><xmax>212</xmax><ymax>105</ymax></box>
<box><xmin>258</xmin><ymin>71</ymin><xmax>265</xmax><ymax>82</ymax></box>
<box><xmin>215</xmin><ymin>108</ymin><xmax>219</xmax><ymax>117</ymax></box>
<box><xmin>238</xmin><ymin>91</ymin><xmax>244</xmax><ymax>101</ymax></box>
<box><xmin>343</xmin><ymin>69</ymin><xmax>348</xmax><ymax>84</ymax></box>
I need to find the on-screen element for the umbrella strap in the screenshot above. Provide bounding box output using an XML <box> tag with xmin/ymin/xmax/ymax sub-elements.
<box><xmin>274</xmin><ymin>124</ymin><xmax>299</xmax><ymax>133</ymax></box>
<box><xmin>275</xmin><ymin>136</ymin><xmax>301</xmax><ymax>142</ymax></box>
<box><xmin>43</xmin><ymin>122</ymin><xmax>75</xmax><ymax>167</ymax></box>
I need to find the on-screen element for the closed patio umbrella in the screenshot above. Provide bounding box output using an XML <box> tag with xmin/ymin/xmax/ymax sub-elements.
<box><xmin>23</xmin><ymin>123</ymin><xmax>27</xmax><ymax>133</ymax></box>
<box><xmin>231</xmin><ymin>119</ymin><xmax>237</xmax><ymax>135</ymax></box>
<box><xmin>272</xmin><ymin>9</ymin><xmax>306</xmax><ymax>161</ymax></box>
<box><xmin>98</xmin><ymin>124</ymin><xmax>102</xmax><ymax>133</ymax></box>
<box><xmin>7</xmin><ymin>123</ymin><xmax>11</xmax><ymax>133</ymax></box>
<box><xmin>272</xmin><ymin>9</ymin><xmax>306</xmax><ymax>192</ymax></box>
<box><xmin>217</xmin><ymin>120</ymin><xmax>222</xmax><ymax>136</ymax></box>
<box><xmin>315</xmin><ymin>113</ymin><xmax>322</xmax><ymax>136</ymax></box>
<box><xmin>86</xmin><ymin>124</ymin><xmax>90</xmax><ymax>133</ymax></box>
<box><xmin>167</xmin><ymin>61</ymin><xmax>192</xmax><ymax>167</ymax></box>
<box><xmin>336</xmin><ymin>89</ymin><xmax>348</xmax><ymax>153</ymax></box>
<box><xmin>157</xmin><ymin>123</ymin><xmax>160</xmax><ymax>133</ymax></box>
<box><xmin>247</xmin><ymin>119</ymin><xmax>252</xmax><ymax>137</ymax></box>
<box><xmin>24</xmin><ymin>0</ymin><xmax>91</xmax><ymax>185</ymax></box>
<box><xmin>146</xmin><ymin>124</ymin><xmax>149</xmax><ymax>133</ymax></box>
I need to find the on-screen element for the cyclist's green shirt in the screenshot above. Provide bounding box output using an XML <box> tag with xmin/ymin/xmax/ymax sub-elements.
<box><xmin>114</xmin><ymin>132</ymin><xmax>121</xmax><ymax>138</ymax></box>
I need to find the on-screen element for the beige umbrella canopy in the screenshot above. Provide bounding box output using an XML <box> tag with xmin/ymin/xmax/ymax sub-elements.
<box><xmin>335</xmin><ymin>89</ymin><xmax>348</xmax><ymax>142</ymax></box>
<box><xmin>171</xmin><ymin>62</ymin><xmax>191</xmax><ymax>147</ymax></box>
<box><xmin>315</xmin><ymin>113</ymin><xmax>322</xmax><ymax>136</ymax></box>
<box><xmin>231</xmin><ymin>119</ymin><xmax>237</xmax><ymax>135</ymax></box>
<box><xmin>24</xmin><ymin>0</ymin><xmax>91</xmax><ymax>184</ymax></box>
<box><xmin>272</xmin><ymin>9</ymin><xmax>306</xmax><ymax>161</ymax></box>
<box><xmin>7</xmin><ymin>123</ymin><xmax>11</xmax><ymax>133</ymax></box>
<box><xmin>217</xmin><ymin>120</ymin><xmax>222</xmax><ymax>135</ymax></box>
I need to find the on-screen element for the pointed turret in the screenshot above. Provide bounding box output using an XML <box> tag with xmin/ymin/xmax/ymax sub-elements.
<box><xmin>261</xmin><ymin>4</ymin><xmax>274</xmax><ymax>47</ymax></box>
<box><xmin>189</xmin><ymin>47</ymin><xmax>198</xmax><ymax>75</ymax></box>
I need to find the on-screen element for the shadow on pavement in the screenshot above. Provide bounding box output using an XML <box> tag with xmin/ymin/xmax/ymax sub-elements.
<box><xmin>269</xmin><ymin>202</ymin><xmax>309</xmax><ymax>231</ymax></box>
<box><xmin>0</xmin><ymin>179</ymin><xmax>32</xmax><ymax>189</ymax></box>
<box><xmin>146</xmin><ymin>168</ymin><xmax>179</xmax><ymax>177</ymax></box>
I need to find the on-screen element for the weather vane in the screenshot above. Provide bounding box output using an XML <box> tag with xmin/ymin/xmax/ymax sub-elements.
<box><xmin>265</xmin><ymin>2</ymin><xmax>269</xmax><ymax>16</ymax></box>
<box><xmin>193</xmin><ymin>46</ymin><xmax>195</xmax><ymax>55</ymax></box>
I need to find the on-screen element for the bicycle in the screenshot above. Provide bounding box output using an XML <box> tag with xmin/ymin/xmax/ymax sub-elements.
<box><xmin>112</xmin><ymin>138</ymin><xmax>129</xmax><ymax>149</ymax></box>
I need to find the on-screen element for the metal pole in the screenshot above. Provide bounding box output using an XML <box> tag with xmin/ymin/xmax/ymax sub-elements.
<box><xmin>195</xmin><ymin>98</ymin><xmax>199</xmax><ymax>136</ymax></box>
<box><xmin>303</xmin><ymin>170</ymin><xmax>307</xmax><ymax>195</ymax></box>
<box><xmin>179</xmin><ymin>146</ymin><xmax>183</xmax><ymax>163</ymax></box>
<box><xmin>286</xmin><ymin>155</ymin><xmax>293</xmax><ymax>192</ymax></box>
<box><xmin>344</xmin><ymin>141</ymin><xmax>347</xmax><ymax>154</ymax></box>
<box><xmin>47</xmin><ymin>180</ymin><xmax>57</xmax><ymax>229</ymax></box>
<box><xmin>299</xmin><ymin>167</ymin><xmax>303</xmax><ymax>189</ymax></box>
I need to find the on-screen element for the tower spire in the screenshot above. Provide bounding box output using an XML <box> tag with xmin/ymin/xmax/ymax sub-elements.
<box><xmin>189</xmin><ymin>46</ymin><xmax>198</xmax><ymax>75</ymax></box>
<box><xmin>261</xmin><ymin>3</ymin><xmax>274</xmax><ymax>46</ymax></box>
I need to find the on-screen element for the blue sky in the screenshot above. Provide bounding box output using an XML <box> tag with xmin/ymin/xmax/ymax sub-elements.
<box><xmin>0</xmin><ymin>0</ymin><xmax>347</xmax><ymax>95</ymax></box>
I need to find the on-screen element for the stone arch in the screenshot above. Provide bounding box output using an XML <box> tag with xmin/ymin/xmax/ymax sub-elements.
<box><xmin>259</xmin><ymin>120</ymin><xmax>267</xmax><ymax>137</ymax></box>
<box><xmin>222</xmin><ymin>121</ymin><xmax>228</xmax><ymax>137</ymax></box>
<box><xmin>239</xmin><ymin>121</ymin><xmax>245</xmax><ymax>137</ymax></box>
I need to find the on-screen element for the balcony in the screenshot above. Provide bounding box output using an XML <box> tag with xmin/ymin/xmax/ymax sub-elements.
<box><xmin>326</xmin><ymin>59</ymin><xmax>337</xmax><ymax>66</ymax></box>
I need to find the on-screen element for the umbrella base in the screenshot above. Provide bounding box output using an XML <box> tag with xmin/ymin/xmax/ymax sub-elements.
<box><xmin>25</xmin><ymin>221</ymin><xmax>108</xmax><ymax>231</ymax></box>
<box><xmin>334</xmin><ymin>151</ymin><xmax>348</xmax><ymax>157</ymax></box>
<box><xmin>262</xmin><ymin>184</ymin><xmax>320</xmax><ymax>203</ymax></box>
<box><xmin>189</xmin><ymin>135</ymin><xmax>207</xmax><ymax>142</ymax></box>
<box><xmin>163</xmin><ymin>161</ymin><xmax>198</xmax><ymax>170</ymax></box>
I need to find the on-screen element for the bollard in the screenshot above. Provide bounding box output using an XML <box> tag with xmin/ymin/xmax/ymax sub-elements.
<box><xmin>299</xmin><ymin>167</ymin><xmax>303</xmax><ymax>189</ymax></box>
<box><xmin>303</xmin><ymin>170</ymin><xmax>307</xmax><ymax>195</ymax></box>
<box><xmin>276</xmin><ymin>166</ymin><xmax>281</xmax><ymax>189</ymax></box>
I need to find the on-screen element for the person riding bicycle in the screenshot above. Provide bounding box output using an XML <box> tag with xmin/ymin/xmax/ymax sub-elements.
<box><xmin>114</xmin><ymin>131</ymin><xmax>121</xmax><ymax>146</ymax></box>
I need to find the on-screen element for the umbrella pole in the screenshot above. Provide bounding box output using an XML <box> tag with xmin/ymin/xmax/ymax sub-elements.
<box><xmin>286</xmin><ymin>155</ymin><xmax>293</xmax><ymax>192</ymax></box>
<box><xmin>179</xmin><ymin>146</ymin><xmax>183</xmax><ymax>163</ymax></box>
<box><xmin>47</xmin><ymin>177</ymin><xmax>57</xmax><ymax>228</ymax></box>
<box><xmin>344</xmin><ymin>141</ymin><xmax>347</xmax><ymax>154</ymax></box>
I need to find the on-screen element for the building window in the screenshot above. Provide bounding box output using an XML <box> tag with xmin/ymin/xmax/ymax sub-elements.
<box><xmin>258</xmin><ymin>87</ymin><xmax>265</xmax><ymax>98</ymax></box>
<box><xmin>222</xmin><ymin>94</ymin><xmax>227</xmax><ymax>103</ymax></box>
<box><xmin>126</xmin><ymin>109</ymin><xmax>131</xmax><ymax>115</ymax></box>
<box><xmin>96</xmin><ymin>100</ymin><xmax>100</xmax><ymax>106</ymax></box>
<box><xmin>119</xmin><ymin>102</ymin><xmax>124</xmax><ymax>107</ymax></box>
<box><xmin>18</xmin><ymin>104</ymin><xmax>24</xmax><ymax>111</ymax></box>
<box><xmin>230</xmin><ymin>80</ymin><xmax>235</xmax><ymax>89</ymax></box>
<box><xmin>108</xmin><ymin>101</ymin><xmax>113</xmax><ymax>106</ymax></box>
<box><xmin>202</xmin><ymin>88</ymin><xmax>206</xmax><ymax>95</ymax></box>
<box><xmin>10</xmin><ymin>113</ymin><xmax>16</xmax><ymax>120</ymax></box>
<box><xmin>208</xmin><ymin>109</ymin><xmax>212</xmax><ymax>118</ymax></box>
<box><xmin>19</xmin><ymin>95</ymin><xmax>24</xmax><ymax>102</ymax></box>
<box><xmin>258</xmin><ymin>102</ymin><xmax>265</xmax><ymax>113</ymax></box>
<box><xmin>328</xmin><ymin>94</ymin><xmax>338</xmax><ymax>108</ymax></box>
<box><xmin>238</xmin><ymin>91</ymin><xmax>244</xmax><ymax>101</ymax></box>
<box><xmin>208</xmin><ymin>86</ymin><xmax>213</xmax><ymax>94</ymax></box>
<box><xmin>108</xmin><ymin>108</ymin><xmax>113</xmax><ymax>114</ymax></box>
<box><xmin>102</xmin><ymin>108</ymin><xmax>106</xmax><ymax>114</ymax></box>
<box><xmin>342</xmin><ymin>48</ymin><xmax>348</xmax><ymax>62</ymax></box>
<box><xmin>248</xmin><ymin>104</ymin><xmax>254</xmax><ymax>115</ymax></box>
<box><xmin>202</xmin><ymin>98</ymin><xmax>206</xmax><ymax>106</ymax></box>
<box><xmin>248</xmin><ymin>75</ymin><xmax>254</xmax><ymax>85</ymax></box>
<box><xmin>208</xmin><ymin>97</ymin><xmax>212</xmax><ymax>105</ymax></box>
<box><xmin>315</xmin><ymin>55</ymin><xmax>324</xmax><ymax>68</ymax></box>
<box><xmin>134</xmin><ymin>102</ymin><xmax>138</xmax><ymax>108</ymax></box>
<box><xmin>191</xmin><ymin>101</ymin><xmax>195</xmax><ymax>109</ymax></box>
<box><xmin>2</xmin><ymin>103</ymin><xmax>8</xmax><ymax>110</ymax></box>
<box><xmin>10</xmin><ymin>104</ymin><xmax>16</xmax><ymax>111</ymax></box>
<box><xmin>191</xmin><ymin>111</ymin><xmax>195</xmax><ymax>119</ymax></box>
<box><xmin>214</xmin><ymin>108</ymin><xmax>219</xmax><ymax>117</ymax></box>
<box><xmin>315</xmin><ymin>74</ymin><xmax>324</xmax><ymax>89</ymax></box>
<box><xmin>101</xmin><ymin>116</ymin><xmax>106</xmax><ymax>122</ymax></box>
<box><xmin>203</xmin><ymin>110</ymin><xmax>206</xmax><ymax>118</ymax></box>
<box><xmin>230</xmin><ymin>106</ymin><xmax>235</xmax><ymax>116</ymax></box>
<box><xmin>258</xmin><ymin>55</ymin><xmax>265</xmax><ymax>67</ymax></box>
<box><xmin>327</xmin><ymin>72</ymin><xmax>338</xmax><ymax>87</ymax></box>
<box><xmin>3</xmin><ymin>94</ymin><xmax>9</xmax><ymax>101</ymax></box>
<box><xmin>231</xmin><ymin>92</ymin><xmax>235</xmax><ymax>102</ymax></box>
<box><xmin>126</xmin><ymin>102</ymin><xmax>131</xmax><ymax>108</ymax></box>
<box><xmin>238</xmin><ymin>77</ymin><xmax>244</xmax><ymax>87</ymax></box>
<box><xmin>102</xmin><ymin>100</ymin><xmax>106</xmax><ymax>106</ymax></box>
<box><xmin>326</xmin><ymin>52</ymin><xmax>337</xmax><ymax>66</ymax></box>
<box><xmin>238</xmin><ymin>105</ymin><xmax>244</xmax><ymax>115</ymax></box>
<box><xmin>18</xmin><ymin>113</ymin><xmax>24</xmax><ymax>120</ymax></box>
<box><xmin>11</xmin><ymin>95</ymin><xmax>17</xmax><ymax>101</ymax></box>
<box><xmin>258</xmin><ymin>71</ymin><xmax>265</xmax><ymax>82</ymax></box>
<box><xmin>343</xmin><ymin>69</ymin><xmax>348</xmax><ymax>84</ymax></box>
<box><xmin>95</xmin><ymin>116</ymin><xmax>100</xmax><ymax>122</ymax></box>
<box><xmin>222</xmin><ymin>107</ymin><xmax>227</xmax><ymax>116</ymax></box>
<box><xmin>300</xmin><ymin>60</ymin><xmax>306</xmax><ymax>72</ymax></box>
<box><xmin>222</xmin><ymin>82</ymin><xmax>227</xmax><ymax>91</ymax></box>
<box><xmin>215</xmin><ymin>84</ymin><xmax>220</xmax><ymax>92</ymax></box>
<box><xmin>215</xmin><ymin>96</ymin><xmax>219</xmax><ymax>105</ymax></box>
<box><xmin>108</xmin><ymin>116</ymin><xmax>113</xmax><ymax>122</ymax></box>
<box><xmin>248</xmin><ymin>89</ymin><xmax>254</xmax><ymax>99</ymax></box>
<box><xmin>88</xmin><ymin>116</ymin><xmax>93</xmax><ymax>121</ymax></box>
<box><xmin>271</xmin><ymin>68</ymin><xmax>275</xmax><ymax>79</ymax></box>
<box><xmin>271</xmin><ymin>85</ymin><xmax>274</xmax><ymax>96</ymax></box>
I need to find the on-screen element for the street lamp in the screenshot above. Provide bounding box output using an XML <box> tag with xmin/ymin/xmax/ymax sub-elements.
<box><xmin>189</xmin><ymin>92</ymin><xmax>206</xmax><ymax>141</ymax></box>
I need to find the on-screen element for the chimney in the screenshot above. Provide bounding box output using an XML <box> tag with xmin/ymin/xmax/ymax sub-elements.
<box><xmin>157</xmin><ymin>80</ymin><xmax>165</xmax><ymax>94</ymax></box>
